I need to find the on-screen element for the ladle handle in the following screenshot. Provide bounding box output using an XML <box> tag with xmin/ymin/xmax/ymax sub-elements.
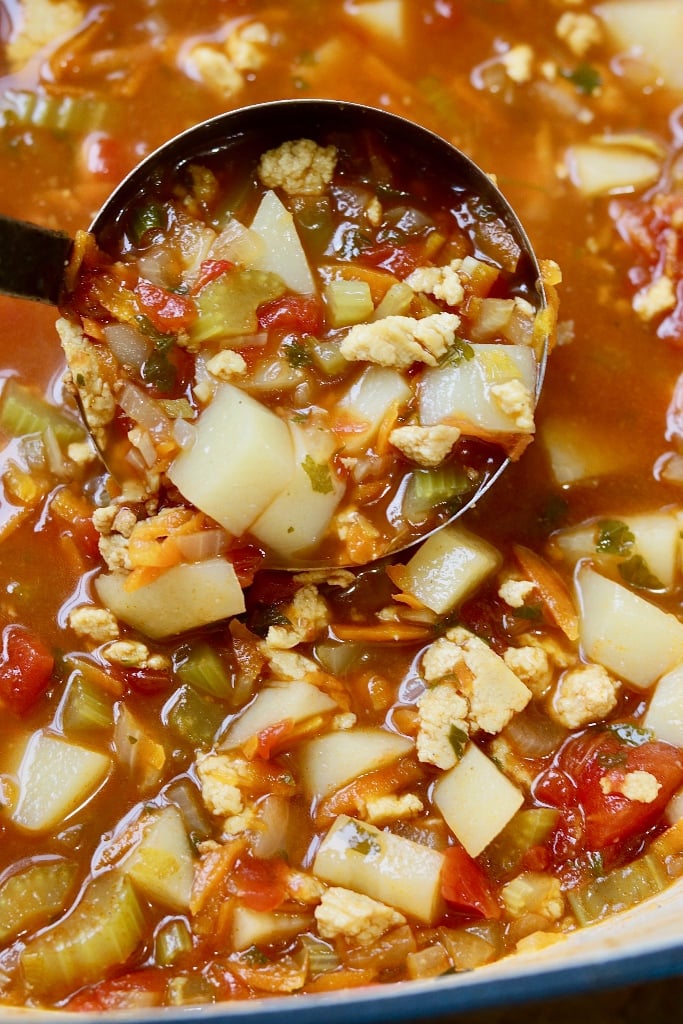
<box><xmin>0</xmin><ymin>214</ymin><xmax>72</xmax><ymax>305</ymax></box>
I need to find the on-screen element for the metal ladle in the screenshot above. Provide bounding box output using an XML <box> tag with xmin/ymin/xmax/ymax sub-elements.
<box><xmin>0</xmin><ymin>99</ymin><xmax>549</xmax><ymax>568</ymax></box>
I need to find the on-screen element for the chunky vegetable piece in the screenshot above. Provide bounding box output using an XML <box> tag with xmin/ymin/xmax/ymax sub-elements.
<box><xmin>3</xmin><ymin>0</ymin><xmax>683</xmax><ymax>1012</ymax></box>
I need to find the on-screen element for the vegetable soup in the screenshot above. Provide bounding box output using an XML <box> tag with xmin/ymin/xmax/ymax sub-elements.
<box><xmin>2</xmin><ymin>0</ymin><xmax>683</xmax><ymax>1011</ymax></box>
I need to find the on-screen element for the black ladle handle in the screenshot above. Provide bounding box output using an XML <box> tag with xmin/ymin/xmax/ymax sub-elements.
<box><xmin>0</xmin><ymin>214</ymin><xmax>71</xmax><ymax>305</ymax></box>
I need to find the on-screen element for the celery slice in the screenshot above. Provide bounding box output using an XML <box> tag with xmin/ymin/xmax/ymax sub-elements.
<box><xmin>20</xmin><ymin>871</ymin><xmax>145</xmax><ymax>998</ymax></box>
<box><xmin>484</xmin><ymin>808</ymin><xmax>559</xmax><ymax>879</ymax></box>
<box><xmin>325</xmin><ymin>278</ymin><xmax>374</xmax><ymax>328</ymax></box>
<box><xmin>166</xmin><ymin>685</ymin><xmax>227</xmax><ymax>746</ymax></box>
<box><xmin>191</xmin><ymin>270</ymin><xmax>286</xmax><ymax>344</ymax></box>
<box><xmin>0</xmin><ymin>378</ymin><xmax>85</xmax><ymax>446</ymax></box>
<box><xmin>60</xmin><ymin>672</ymin><xmax>114</xmax><ymax>733</ymax></box>
<box><xmin>0</xmin><ymin>859</ymin><xmax>78</xmax><ymax>944</ymax></box>
<box><xmin>402</xmin><ymin>465</ymin><xmax>472</xmax><ymax>523</ymax></box>
<box><xmin>0</xmin><ymin>89</ymin><xmax>119</xmax><ymax>134</ymax></box>
<box><xmin>567</xmin><ymin>852</ymin><xmax>669</xmax><ymax>925</ymax></box>
<box><xmin>299</xmin><ymin>934</ymin><xmax>340</xmax><ymax>975</ymax></box>
<box><xmin>312</xmin><ymin>340</ymin><xmax>348</xmax><ymax>377</ymax></box>
<box><xmin>175</xmin><ymin>643</ymin><xmax>233</xmax><ymax>699</ymax></box>
<box><xmin>372</xmin><ymin>281</ymin><xmax>414</xmax><ymax>320</ymax></box>
<box><xmin>154</xmin><ymin>919</ymin><xmax>193</xmax><ymax>966</ymax></box>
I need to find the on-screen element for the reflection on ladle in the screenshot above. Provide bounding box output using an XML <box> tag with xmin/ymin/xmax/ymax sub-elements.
<box><xmin>0</xmin><ymin>99</ymin><xmax>553</xmax><ymax>572</ymax></box>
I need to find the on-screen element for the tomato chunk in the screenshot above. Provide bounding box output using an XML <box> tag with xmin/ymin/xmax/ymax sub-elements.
<box><xmin>192</xmin><ymin>259</ymin><xmax>234</xmax><ymax>295</ymax></box>
<box><xmin>135</xmin><ymin>279</ymin><xmax>197</xmax><ymax>332</ymax></box>
<box><xmin>233</xmin><ymin>854</ymin><xmax>289</xmax><ymax>912</ymax></box>
<box><xmin>257</xmin><ymin>294</ymin><xmax>323</xmax><ymax>334</ymax></box>
<box><xmin>0</xmin><ymin>625</ymin><xmax>54</xmax><ymax>714</ymax></box>
<box><xmin>538</xmin><ymin>724</ymin><xmax>683</xmax><ymax>850</ymax></box>
<box><xmin>441</xmin><ymin>845</ymin><xmax>501</xmax><ymax>919</ymax></box>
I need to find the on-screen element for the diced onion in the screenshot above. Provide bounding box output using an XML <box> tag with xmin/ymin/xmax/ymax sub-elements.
<box><xmin>210</xmin><ymin>218</ymin><xmax>265</xmax><ymax>266</ymax></box>
<box><xmin>175</xmin><ymin>529</ymin><xmax>227</xmax><ymax>561</ymax></box>
<box><xmin>119</xmin><ymin>383</ymin><xmax>170</xmax><ymax>434</ymax></box>
<box><xmin>136</xmin><ymin>251</ymin><xmax>174</xmax><ymax>288</ymax></box>
<box><xmin>42</xmin><ymin>424</ymin><xmax>69</xmax><ymax>477</ymax></box>
<box><xmin>132</xmin><ymin>428</ymin><xmax>158</xmax><ymax>468</ymax></box>
<box><xmin>104</xmin><ymin>323</ymin><xmax>152</xmax><ymax>369</ymax></box>
<box><xmin>248</xmin><ymin>358</ymin><xmax>305</xmax><ymax>392</ymax></box>
<box><xmin>251</xmin><ymin>795</ymin><xmax>291</xmax><ymax>859</ymax></box>
<box><xmin>172</xmin><ymin>417</ymin><xmax>197</xmax><ymax>450</ymax></box>
<box><xmin>504</xmin><ymin>705</ymin><xmax>567</xmax><ymax>759</ymax></box>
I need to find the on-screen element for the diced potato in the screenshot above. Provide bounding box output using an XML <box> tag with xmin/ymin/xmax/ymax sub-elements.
<box><xmin>566</xmin><ymin>142</ymin><xmax>662</xmax><ymax>197</ymax></box>
<box><xmin>251</xmin><ymin>422</ymin><xmax>345</xmax><ymax>557</ymax></box>
<box><xmin>576</xmin><ymin>563</ymin><xmax>683</xmax><ymax>688</ymax></box>
<box><xmin>95</xmin><ymin>558</ymin><xmax>245</xmax><ymax>640</ymax></box>
<box><xmin>540</xmin><ymin>415</ymin><xmax>635</xmax><ymax>485</ymax></box>
<box><xmin>250</xmin><ymin>189</ymin><xmax>316</xmax><ymax>294</ymax></box>
<box><xmin>168</xmin><ymin>383</ymin><xmax>295</xmax><ymax>536</ymax></box>
<box><xmin>433</xmin><ymin>744</ymin><xmax>524</xmax><ymax>857</ymax></box>
<box><xmin>551</xmin><ymin>512</ymin><xmax>679</xmax><ymax>590</ymax></box>
<box><xmin>10</xmin><ymin>730</ymin><xmax>111</xmax><ymax>833</ymax></box>
<box><xmin>419</xmin><ymin>344</ymin><xmax>537</xmax><ymax>435</ymax></box>
<box><xmin>220</xmin><ymin>680</ymin><xmax>337</xmax><ymax>750</ymax></box>
<box><xmin>232</xmin><ymin>906</ymin><xmax>313</xmax><ymax>951</ymax></box>
<box><xmin>122</xmin><ymin>805</ymin><xmax>194</xmax><ymax>911</ymax></box>
<box><xmin>644</xmin><ymin>663</ymin><xmax>683</xmax><ymax>747</ymax></box>
<box><xmin>399</xmin><ymin>523</ymin><xmax>501</xmax><ymax>615</ymax></box>
<box><xmin>345</xmin><ymin>0</ymin><xmax>405</xmax><ymax>44</ymax></box>
<box><xmin>313</xmin><ymin>814</ymin><xmax>445</xmax><ymax>923</ymax></box>
<box><xmin>336</xmin><ymin>365</ymin><xmax>412</xmax><ymax>454</ymax></box>
<box><xmin>298</xmin><ymin>727</ymin><xmax>414</xmax><ymax>801</ymax></box>
<box><xmin>596</xmin><ymin>1</ymin><xmax>683</xmax><ymax>89</ymax></box>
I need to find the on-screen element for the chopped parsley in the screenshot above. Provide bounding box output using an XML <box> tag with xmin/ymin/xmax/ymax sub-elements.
<box><xmin>284</xmin><ymin>340</ymin><xmax>313</xmax><ymax>368</ymax></box>
<box><xmin>561</xmin><ymin>62</ymin><xmax>602</xmax><ymax>95</ymax></box>
<box><xmin>595</xmin><ymin>519</ymin><xmax>634</xmax><ymax>556</ymax></box>
<box><xmin>438</xmin><ymin>337</ymin><xmax>474</xmax><ymax>367</ymax></box>
<box><xmin>302</xmin><ymin>455</ymin><xmax>334</xmax><ymax>494</ymax></box>
<box><xmin>141</xmin><ymin>350</ymin><xmax>175</xmax><ymax>392</ymax></box>
<box><xmin>618</xmin><ymin>554</ymin><xmax>664</xmax><ymax>591</ymax></box>
<box><xmin>449</xmin><ymin>725</ymin><xmax>468</xmax><ymax>760</ymax></box>
<box><xmin>608</xmin><ymin>722</ymin><xmax>654</xmax><ymax>747</ymax></box>
<box><xmin>512</xmin><ymin>604</ymin><xmax>542</xmax><ymax>621</ymax></box>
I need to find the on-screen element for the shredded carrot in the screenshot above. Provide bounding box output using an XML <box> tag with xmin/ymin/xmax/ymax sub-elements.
<box><xmin>190</xmin><ymin>838</ymin><xmax>246</xmax><ymax>916</ymax></box>
<box><xmin>123</xmin><ymin>565</ymin><xmax>165</xmax><ymax>592</ymax></box>
<box><xmin>513</xmin><ymin>544</ymin><xmax>579</xmax><ymax>641</ymax></box>
<box><xmin>305</xmin><ymin>968</ymin><xmax>376</xmax><ymax>993</ymax></box>
<box><xmin>50</xmin><ymin>486</ymin><xmax>94</xmax><ymax>523</ymax></box>
<box><xmin>375</xmin><ymin>399</ymin><xmax>401</xmax><ymax>456</ymax></box>
<box><xmin>391</xmin><ymin>591</ymin><xmax>427</xmax><ymax>611</ymax></box>
<box><xmin>243</xmin><ymin>714</ymin><xmax>329</xmax><ymax>760</ymax></box>
<box><xmin>331</xmin><ymin>621</ymin><xmax>432</xmax><ymax>644</ymax></box>
<box><xmin>315</xmin><ymin>755</ymin><xmax>423</xmax><ymax>827</ymax></box>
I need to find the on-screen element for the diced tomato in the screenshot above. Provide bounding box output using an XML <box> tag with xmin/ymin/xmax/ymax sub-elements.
<box><xmin>192</xmin><ymin>259</ymin><xmax>234</xmax><ymax>295</ymax></box>
<box><xmin>257</xmin><ymin>294</ymin><xmax>323</xmax><ymax>334</ymax></box>
<box><xmin>228</xmin><ymin>543</ymin><xmax>266</xmax><ymax>588</ymax></box>
<box><xmin>64</xmin><ymin>969</ymin><xmax>166</xmax><ymax>1011</ymax></box>
<box><xmin>135</xmin><ymin>279</ymin><xmax>197</xmax><ymax>333</ymax></box>
<box><xmin>253</xmin><ymin>719</ymin><xmax>295</xmax><ymax>760</ymax></box>
<box><xmin>537</xmin><ymin>725</ymin><xmax>683</xmax><ymax>850</ymax></box>
<box><xmin>119</xmin><ymin>665</ymin><xmax>171</xmax><ymax>695</ymax></box>
<box><xmin>440</xmin><ymin>845</ymin><xmax>501</xmax><ymax>920</ymax></box>
<box><xmin>0</xmin><ymin>625</ymin><xmax>54</xmax><ymax>714</ymax></box>
<box><xmin>80</xmin><ymin>131</ymin><xmax>132</xmax><ymax>183</ymax></box>
<box><xmin>68</xmin><ymin>513</ymin><xmax>101</xmax><ymax>562</ymax></box>
<box><xmin>359</xmin><ymin>242</ymin><xmax>423</xmax><ymax>278</ymax></box>
<box><xmin>233</xmin><ymin>854</ymin><xmax>289</xmax><ymax>912</ymax></box>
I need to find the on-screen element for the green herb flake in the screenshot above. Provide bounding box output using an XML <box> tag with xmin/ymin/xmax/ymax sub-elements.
<box><xmin>243</xmin><ymin>946</ymin><xmax>269</xmax><ymax>966</ymax></box>
<box><xmin>438</xmin><ymin>337</ymin><xmax>474</xmax><ymax>368</ymax></box>
<box><xmin>142</xmin><ymin>350</ymin><xmax>176</xmax><ymax>393</ymax></box>
<box><xmin>449</xmin><ymin>725</ymin><xmax>468</xmax><ymax>760</ymax></box>
<box><xmin>595</xmin><ymin>519</ymin><xmax>635</xmax><ymax>556</ymax></box>
<box><xmin>284</xmin><ymin>341</ymin><xmax>313</xmax><ymax>368</ymax></box>
<box><xmin>513</xmin><ymin>604</ymin><xmax>542</xmax><ymax>621</ymax></box>
<box><xmin>618</xmin><ymin>555</ymin><xmax>664</xmax><ymax>591</ymax></box>
<box><xmin>561</xmin><ymin>62</ymin><xmax>602</xmax><ymax>95</ymax></box>
<box><xmin>596</xmin><ymin>749</ymin><xmax>628</xmax><ymax>770</ymax></box>
<box><xmin>302</xmin><ymin>455</ymin><xmax>334</xmax><ymax>495</ymax></box>
<box><xmin>608</xmin><ymin>723</ymin><xmax>654</xmax><ymax>747</ymax></box>
<box><xmin>587</xmin><ymin>851</ymin><xmax>605</xmax><ymax>879</ymax></box>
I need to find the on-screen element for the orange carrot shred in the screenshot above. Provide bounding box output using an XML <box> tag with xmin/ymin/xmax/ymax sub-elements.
<box><xmin>513</xmin><ymin>544</ymin><xmax>579</xmax><ymax>641</ymax></box>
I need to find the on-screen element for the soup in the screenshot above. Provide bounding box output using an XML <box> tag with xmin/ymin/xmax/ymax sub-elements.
<box><xmin>1</xmin><ymin>0</ymin><xmax>683</xmax><ymax>1011</ymax></box>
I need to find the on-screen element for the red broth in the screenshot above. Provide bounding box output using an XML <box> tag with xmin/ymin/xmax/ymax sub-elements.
<box><xmin>0</xmin><ymin>0</ymin><xmax>683</xmax><ymax>1010</ymax></box>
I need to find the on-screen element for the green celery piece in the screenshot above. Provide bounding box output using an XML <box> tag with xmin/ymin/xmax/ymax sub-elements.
<box><xmin>567</xmin><ymin>852</ymin><xmax>668</xmax><ymax>926</ymax></box>
<box><xmin>60</xmin><ymin>672</ymin><xmax>114</xmax><ymax>733</ymax></box>
<box><xmin>175</xmin><ymin>643</ymin><xmax>233</xmax><ymax>699</ymax></box>
<box><xmin>154</xmin><ymin>918</ymin><xmax>193</xmax><ymax>966</ymax></box>
<box><xmin>167</xmin><ymin>684</ymin><xmax>227</xmax><ymax>746</ymax></box>
<box><xmin>325</xmin><ymin>278</ymin><xmax>374</xmax><ymax>329</ymax></box>
<box><xmin>402</xmin><ymin>465</ymin><xmax>472</xmax><ymax>523</ymax></box>
<box><xmin>20</xmin><ymin>871</ymin><xmax>145</xmax><ymax>999</ymax></box>
<box><xmin>484</xmin><ymin>807</ymin><xmax>559</xmax><ymax>879</ymax></box>
<box><xmin>0</xmin><ymin>378</ymin><xmax>86</xmax><ymax>445</ymax></box>
<box><xmin>299</xmin><ymin>934</ymin><xmax>340</xmax><ymax>975</ymax></box>
<box><xmin>291</xmin><ymin>196</ymin><xmax>334</xmax><ymax>258</ymax></box>
<box><xmin>314</xmin><ymin>638</ymin><xmax>363</xmax><ymax>677</ymax></box>
<box><xmin>1</xmin><ymin>89</ymin><xmax>120</xmax><ymax>134</ymax></box>
<box><xmin>311</xmin><ymin>340</ymin><xmax>348</xmax><ymax>377</ymax></box>
<box><xmin>0</xmin><ymin>860</ymin><xmax>78</xmax><ymax>944</ymax></box>
<box><xmin>191</xmin><ymin>269</ymin><xmax>286</xmax><ymax>344</ymax></box>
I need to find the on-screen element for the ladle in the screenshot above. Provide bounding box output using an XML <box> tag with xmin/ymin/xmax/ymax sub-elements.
<box><xmin>0</xmin><ymin>99</ymin><xmax>549</xmax><ymax>569</ymax></box>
